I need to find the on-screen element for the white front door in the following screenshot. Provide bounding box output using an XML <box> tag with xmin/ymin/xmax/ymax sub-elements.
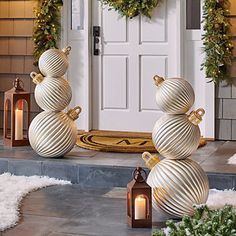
<box><xmin>92</xmin><ymin>0</ymin><xmax>182</xmax><ymax>132</ymax></box>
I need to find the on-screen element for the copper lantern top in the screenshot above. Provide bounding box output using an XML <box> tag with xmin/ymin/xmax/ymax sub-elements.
<box><xmin>5</xmin><ymin>78</ymin><xmax>28</xmax><ymax>94</ymax></box>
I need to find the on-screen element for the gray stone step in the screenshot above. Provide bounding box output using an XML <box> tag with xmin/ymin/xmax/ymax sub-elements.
<box><xmin>0</xmin><ymin>157</ymin><xmax>235</xmax><ymax>190</ymax></box>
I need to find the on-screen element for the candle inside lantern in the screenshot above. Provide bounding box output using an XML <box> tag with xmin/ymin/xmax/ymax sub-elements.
<box><xmin>134</xmin><ymin>195</ymin><xmax>146</xmax><ymax>220</ymax></box>
<box><xmin>15</xmin><ymin>107</ymin><xmax>23</xmax><ymax>140</ymax></box>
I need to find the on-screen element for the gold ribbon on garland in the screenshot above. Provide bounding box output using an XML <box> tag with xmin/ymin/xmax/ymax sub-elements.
<box><xmin>100</xmin><ymin>0</ymin><xmax>161</xmax><ymax>18</ymax></box>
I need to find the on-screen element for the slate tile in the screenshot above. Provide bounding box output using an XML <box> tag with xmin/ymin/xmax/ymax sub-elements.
<box><xmin>2</xmin><ymin>215</ymin><xmax>68</xmax><ymax>236</ymax></box>
<box><xmin>207</xmin><ymin>174</ymin><xmax>234</xmax><ymax>190</ymax></box>
<box><xmin>8</xmin><ymin>159</ymin><xmax>41</xmax><ymax>176</ymax></box>
<box><xmin>42</xmin><ymin>162</ymin><xmax>78</xmax><ymax>183</ymax></box>
<box><xmin>0</xmin><ymin>159</ymin><xmax>8</xmax><ymax>174</ymax></box>
<box><xmin>78</xmin><ymin>165</ymin><xmax>135</xmax><ymax>188</ymax></box>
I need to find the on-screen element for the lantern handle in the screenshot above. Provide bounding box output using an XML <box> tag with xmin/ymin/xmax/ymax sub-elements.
<box><xmin>13</xmin><ymin>78</ymin><xmax>24</xmax><ymax>91</ymax></box>
<box><xmin>132</xmin><ymin>167</ymin><xmax>147</xmax><ymax>183</ymax></box>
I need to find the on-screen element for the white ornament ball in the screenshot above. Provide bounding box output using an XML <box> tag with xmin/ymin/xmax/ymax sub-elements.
<box><xmin>152</xmin><ymin>109</ymin><xmax>205</xmax><ymax>159</ymax></box>
<box><xmin>29</xmin><ymin>107</ymin><xmax>81</xmax><ymax>157</ymax></box>
<box><xmin>154</xmin><ymin>75</ymin><xmax>195</xmax><ymax>114</ymax></box>
<box><xmin>147</xmin><ymin>158</ymin><xmax>209</xmax><ymax>218</ymax></box>
<box><xmin>39</xmin><ymin>46</ymin><xmax>71</xmax><ymax>77</ymax></box>
<box><xmin>30</xmin><ymin>72</ymin><xmax>72</xmax><ymax>111</ymax></box>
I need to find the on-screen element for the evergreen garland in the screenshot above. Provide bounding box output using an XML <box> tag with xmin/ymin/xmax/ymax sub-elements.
<box><xmin>33</xmin><ymin>0</ymin><xmax>63</xmax><ymax>65</ymax></box>
<box><xmin>202</xmin><ymin>0</ymin><xmax>234</xmax><ymax>84</ymax></box>
<box><xmin>100</xmin><ymin>0</ymin><xmax>161</xmax><ymax>19</ymax></box>
<box><xmin>152</xmin><ymin>205</ymin><xmax>236</xmax><ymax>236</ymax></box>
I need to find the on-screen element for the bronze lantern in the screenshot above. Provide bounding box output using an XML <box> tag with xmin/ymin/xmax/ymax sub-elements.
<box><xmin>127</xmin><ymin>167</ymin><xmax>152</xmax><ymax>228</ymax></box>
<box><xmin>3</xmin><ymin>78</ymin><xmax>30</xmax><ymax>146</ymax></box>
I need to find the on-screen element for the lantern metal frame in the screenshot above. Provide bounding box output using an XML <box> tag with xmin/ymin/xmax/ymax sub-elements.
<box><xmin>127</xmin><ymin>167</ymin><xmax>152</xmax><ymax>228</ymax></box>
<box><xmin>3</xmin><ymin>78</ymin><xmax>30</xmax><ymax>147</ymax></box>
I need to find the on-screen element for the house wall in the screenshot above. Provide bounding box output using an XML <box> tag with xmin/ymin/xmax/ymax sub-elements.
<box><xmin>215</xmin><ymin>1</ymin><xmax>236</xmax><ymax>140</ymax></box>
<box><xmin>0</xmin><ymin>0</ymin><xmax>40</xmax><ymax>129</ymax></box>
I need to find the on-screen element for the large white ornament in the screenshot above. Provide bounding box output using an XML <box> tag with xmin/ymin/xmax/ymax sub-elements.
<box><xmin>30</xmin><ymin>72</ymin><xmax>72</xmax><ymax>111</ymax></box>
<box><xmin>39</xmin><ymin>46</ymin><xmax>71</xmax><ymax>77</ymax></box>
<box><xmin>154</xmin><ymin>75</ymin><xmax>195</xmax><ymax>114</ymax></box>
<box><xmin>146</xmin><ymin>157</ymin><xmax>209</xmax><ymax>218</ymax></box>
<box><xmin>29</xmin><ymin>107</ymin><xmax>81</xmax><ymax>157</ymax></box>
<box><xmin>152</xmin><ymin>109</ymin><xmax>205</xmax><ymax>159</ymax></box>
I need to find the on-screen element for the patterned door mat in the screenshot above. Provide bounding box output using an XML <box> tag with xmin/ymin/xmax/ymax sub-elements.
<box><xmin>76</xmin><ymin>132</ymin><xmax>207</xmax><ymax>153</ymax></box>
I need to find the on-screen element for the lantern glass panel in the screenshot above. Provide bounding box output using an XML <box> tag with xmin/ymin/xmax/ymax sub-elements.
<box><xmin>15</xmin><ymin>99</ymin><xmax>29</xmax><ymax>140</ymax></box>
<box><xmin>4</xmin><ymin>99</ymin><xmax>11</xmax><ymax>139</ymax></box>
<box><xmin>134</xmin><ymin>194</ymin><xmax>148</xmax><ymax>220</ymax></box>
<box><xmin>127</xmin><ymin>191</ymin><xmax>131</xmax><ymax>217</ymax></box>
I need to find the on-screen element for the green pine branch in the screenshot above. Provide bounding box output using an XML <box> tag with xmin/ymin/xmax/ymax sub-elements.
<box><xmin>202</xmin><ymin>0</ymin><xmax>234</xmax><ymax>84</ymax></box>
<box><xmin>33</xmin><ymin>0</ymin><xmax>63</xmax><ymax>66</ymax></box>
<box><xmin>152</xmin><ymin>204</ymin><xmax>236</xmax><ymax>236</ymax></box>
<box><xmin>100</xmin><ymin>0</ymin><xmax>161</xmax><ymax>19</ymax></box>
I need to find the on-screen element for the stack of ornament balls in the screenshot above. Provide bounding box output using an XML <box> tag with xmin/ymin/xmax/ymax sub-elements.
<box><xmin>29</xmin><ymin>46</ymin><xmax>82</xmax><ymax>158</ymax></box>
<box><xmin>142</xmin><ymin>75</ymin><xmax>209</xmax><ymax>218</ymax></box>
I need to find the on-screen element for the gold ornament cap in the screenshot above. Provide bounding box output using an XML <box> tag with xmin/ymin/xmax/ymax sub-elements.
<box><xmin>62</xmin><ymin>46</ymin><xmax>72</xmax><ymax>56</ymax></box>
<box><xmin>153</xmin><ymin>75</ymin><xmax>165</xmax><ymax>87</ymax></box>
<box><xmin>30</xmin><ymin>72</ymin><xmax>44</xmax><ymax>84</ymax></box>
<box><xmin>188</xmin><ymin>108</ymin><xmax>205</xmax><ymax>126</ymax></box>
<box><xmin>142</xmin><ymin>152</ymin><xmax>160</xmax><ymax>169</ymax></box>
<box><xmin>67</xmin><ymin>106</ymin><xmax>82</xmax><ymax>121</ymax></box>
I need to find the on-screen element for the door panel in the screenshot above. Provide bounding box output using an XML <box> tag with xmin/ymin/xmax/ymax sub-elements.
<box><xmin>102</xmin><ymin>56</ymin><xmax>128</xmax><ymax>109</ymax></box>
<box><xmin>140</xmin><ymin>56</ymin><xmax>167</xmax><ymax>111</ymax></box>
<box><xmin>92</xmin><ymin>0</ymin><xmax>181</xmax><ymax>132</ymax></box>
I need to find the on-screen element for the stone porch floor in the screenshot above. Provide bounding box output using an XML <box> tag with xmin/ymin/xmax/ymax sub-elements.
<box><xmin>2</xmin><ymin>186</ymin><xmax>161</xmax><ymax>236</ymax></box>
<box><xmin>0</xmin><ymin>140</ymin><xmax>235</xmax><ymax>188</ymax></box>
<box><xmin>0</xmin><ymin>140</ymin><xmax>235</xmax><ymax>235</ymax></box>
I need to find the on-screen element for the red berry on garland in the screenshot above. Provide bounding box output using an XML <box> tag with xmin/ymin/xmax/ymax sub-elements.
<box><xmin>47</xmin><ymin>35</ymin><xmax>53</xmax><ymax>41</ymax></box>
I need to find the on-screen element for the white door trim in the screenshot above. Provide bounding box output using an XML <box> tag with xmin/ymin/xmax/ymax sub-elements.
<box><xmin>183</xmin><ymin>0</ymin><xmax>215</xmax><ymax>139</ymax></box>
<box><xmin>61</xmin><ymin>0</ymin><xmax>92</xmax><ymax>131</ymax></box>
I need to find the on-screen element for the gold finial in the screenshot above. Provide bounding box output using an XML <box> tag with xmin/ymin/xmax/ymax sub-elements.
<box><xmin>188</xmin><ymin>108</ymin><xmax>205</xmax><ymax>126</ymax></box>
<box><xmin>67</xmin><ymin>106</ymin><xmax>82</xmax><ymax>121</ymax></box>
<box><xmin>142</xmin><ymin>152</ymin><xmax>160</xmax><ymax>169</ymax></box>
<box><xmin>30</xmin><ymin>72</ymin><xmax>44</xmax><ymax>84</ymax></box>
<box><xmin>153</xmin><ymin>75</ymin><xmax>165</xmax><ymax>87</ymax></box>
<box><xmin>62</xmin><ymin>46</ymin><xmax>72</xmax><ymax>56</ymax></box>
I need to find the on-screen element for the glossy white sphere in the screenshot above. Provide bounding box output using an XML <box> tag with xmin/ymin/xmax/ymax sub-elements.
<box><xmin>29</xmin><ymin>111</ymin><xmax>77</xmax><ymax>157</ymax></box>
<box><xmin>33</xmin><ymin>76</ymin><xmax>72</xmax><ymax>111</ymax></box>
<box><xmin>154</xmin><ymin>76</ymin><xmax>195</xmax><ymax>114</ymax></box>
<box><xmin>39</xmin><ymin>47</ymin><xmax>71</xmax><ymax>77</ymax></box>
<box><xmin>152</xmin><ymin>114</ymin><xmax>201</xmax><ymax>159</ymax></box>
<box><xmin>147</xmin><ymin>158</ymin><xmax>209</xmax><ymax>218</ymax></box>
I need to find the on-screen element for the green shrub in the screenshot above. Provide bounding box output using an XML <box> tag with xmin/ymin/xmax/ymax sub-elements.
<box><xmin>152</xmin><ymin>205</ymin><xmax>236</xmax><ymax>236</ymax></box>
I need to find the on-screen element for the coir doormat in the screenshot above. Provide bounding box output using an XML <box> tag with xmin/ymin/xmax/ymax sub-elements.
<box><xmin>76</xmin><ymin>132</ymin><xmax>207</xmax><ymax>153</ymax></box>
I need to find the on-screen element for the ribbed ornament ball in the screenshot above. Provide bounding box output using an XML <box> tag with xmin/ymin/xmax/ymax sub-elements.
<box><xmin>30</xmin><ymin>72</ymin><xmax>72</xmax><ymax>111</ymax></box>
<box><xmin>39</xmin><ymin>46</ymin><xmax>71</xmax><ymax>77</ymax></box>
<box><xmin>147</xmin><ymin>158</ymin><xmax>209</xmax><ymax>218</ymax></box>
<box><xmin>29</xmin><ymin>107</ymin><xmax>81</xmax><ymax>157</ymax></box>
<box><xmin>152</xmin><ymin>109</ymin><xmax>204</xmax><ymax>159</ymax></box>
<box><xmin>154</xmin><ymin>75</ymin><xmax>195</xmax><ymax>114</ymax></box>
